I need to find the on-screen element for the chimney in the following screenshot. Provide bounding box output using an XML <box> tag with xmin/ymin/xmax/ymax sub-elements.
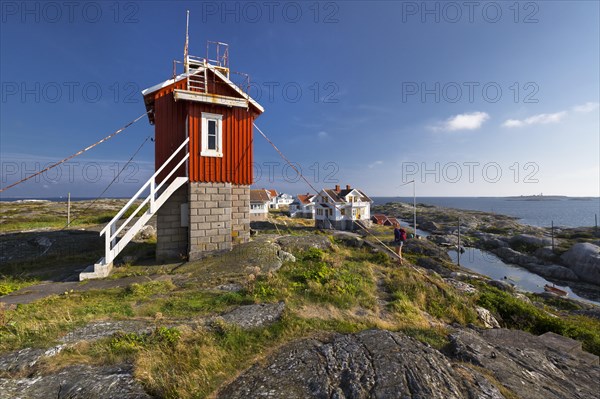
<box><xmin>335</xmin><ymin>184</ymin><xmax>340</xmax><ymax>192</ymax></box>
<box><xmin>346</xmin><ymin>184</ymin><xmax>351</xmax><ymax>190</ymax></box>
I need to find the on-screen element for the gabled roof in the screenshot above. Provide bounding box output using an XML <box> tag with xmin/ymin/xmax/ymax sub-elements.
<box><xmin>372</xmin><ymin>214</ymin><xmax>389</xmax><ymax>223</ymax></box>
<box><xmin>141</xmin><ymin>63</ymin><xmax>264</xmax><ymax>122</ymax></box>
<box><xmin>322</xmin><ymin>187</ymin><xmax>372</xmax><ymax>203</ymax></box>
<box><xmin>384</xmin><ymin>217</ymin><xmax>401</xmax><ymax>227</ymax></box>
<box><xmin>250</xmin><ymin>189</ymin><xmax>271</xmax><ymax>202</ymax></box>
<box><xmin>297</xmin><ymin>194</ymin><xmax>315</xmax><ymax>205</ymax></box>
<box><xmin>266</xmin><ymin>189</ymin><xmax>277</xmax><ymax>198</ymax></box>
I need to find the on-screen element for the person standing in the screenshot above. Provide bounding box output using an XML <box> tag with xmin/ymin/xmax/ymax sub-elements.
<box><xmin>393</xmin><ymin>226</ymin><xmax>407</xmax><ymax>265</ymax></box>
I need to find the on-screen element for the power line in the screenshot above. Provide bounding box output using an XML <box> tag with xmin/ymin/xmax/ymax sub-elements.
<box><xmin>0</xmin><ymin>111</ymin><xmax>150</xmax><ymax>193</ymax></box>
<box><xmin>254</xmin><ymin>122</ymin><xmax>442</xmax><ymax>285</ymax></box>
<box><xmin>64</xmin><ymin>135</ymin><xmax>152</xmax><ymax>229</ymax></box>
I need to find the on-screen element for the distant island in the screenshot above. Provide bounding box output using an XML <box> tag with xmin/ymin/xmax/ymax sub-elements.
<box><xmin>506</xmin><ymin>195</ymin><xmax>568</xmax><ymax>201</ymax></box>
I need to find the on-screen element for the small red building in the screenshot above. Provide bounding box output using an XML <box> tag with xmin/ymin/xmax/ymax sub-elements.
<box><xmin>81</xmin><ymin>42</ymin><xmax>264</xmax><ymax>279</ymax></box>
<box><xmin>141</xmin><ymin>44</ymin><xmax>264</xmax><ymax>260</ymax></box>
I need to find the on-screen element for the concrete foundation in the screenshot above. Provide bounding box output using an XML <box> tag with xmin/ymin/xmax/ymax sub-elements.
<box><xmin>157</xmin><ymin>182</ymin><xmax>250</xmax><ymax>262</ymax></box>
<box><xmin>156</xmin><ymin>184</ymin><xmax>188</xmax><ymax>261</ymax></box>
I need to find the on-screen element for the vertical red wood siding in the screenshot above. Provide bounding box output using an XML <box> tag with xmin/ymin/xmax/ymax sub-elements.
<box><xmin>148</xmin><ymin>73</ymin><xmax>259</xmax><ymax>186</ymax></box>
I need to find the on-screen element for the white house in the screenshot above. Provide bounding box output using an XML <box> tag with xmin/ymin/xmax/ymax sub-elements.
<box><xmin>276</xmin><ymin>192</ymin><xmax>294</xmax><ymax>207</ymax></box>
<box><xmin>289</xmin><ymin>194</ymin><xmax>316</xmax><ymax>218</ymax></box>
<box><xmin>314</xmin><ymin>184</ymin><xmax>373</xmax><ymax>231</ymax></box>
<box><xmin>266</xmin><ymin>190</ymin><xmax>294</xmax><ymax>209</ymax></box>
<box><xmin>266</xmin><ymin>189</ymin><xmax>278</xmax><ymax>209</ymax></box>
<box><xmin>250</xmin><ymin>189</ymin><xmax>271</xmax><ymax>220</ymax></box>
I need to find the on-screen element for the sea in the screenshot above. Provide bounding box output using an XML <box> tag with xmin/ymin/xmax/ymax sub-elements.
<box><xmin>372</xmin><ymin>197</ymin><xmax>600</xmax><ymax>229</ymax></box>
<box><xmin>1</xmin><ymin>196</ymin><xmax>599</xmax><ymax>229</ymax></box>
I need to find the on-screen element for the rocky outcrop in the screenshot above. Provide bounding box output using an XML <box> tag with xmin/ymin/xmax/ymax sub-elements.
<box><xmin>525</xmin><ymin>264</ymin><xmax>579</xmax><ymax>281</ymax></box>
<box><xmin>215</xmin><ymin>302</ymin><xmax>285</xmax><ymax>330</ymax></box>
<box><xmin>509</xmin><ymin>234</ymin><xmax>552</xmax><ymax>250</ymax></box>
<box><xmin>449</xmin><ymin>328</ymin><xmax>599</xmax><ymax>398</ymax></box>
<box><xmin>276</xmin><ymin>235</ymin><xmax>332</xmax><ymax>253</ymax></box>
<box><xmin>0</xmin><ymin>364</ymin><xmax>151</xmax><ymax>399</ymax></box>
<box><xmin>492</xmin><ymin>247</ymin><xmax>539</xmax><ymax>266</ymax></box>
<box><xmin>217</xmin><ymin>329</ymin><xmax>504</xmax><ymax>399</ymax></box>
<box><xmin>476</xmin><ymin>306</ymin><xmax>500</xmax><ymax>328</ymax></box>
<box><xmin>404</xmin><ymin>238</ymin><xmax>452</xmax><ymax>261</ymax></box>
<box><xmin>332</xmin><ymin>231</ymin><xmax>364</xmax><ymax>248</ymax></box>
<box><xmin>561</xmin><ymin>243</ymin><xmax>600</xmax><ymax>285</ymax></box>
<box><xmin>218</xmin><ymin>327</ymin><xmax>600</xmax><ymax>399</ymax></box>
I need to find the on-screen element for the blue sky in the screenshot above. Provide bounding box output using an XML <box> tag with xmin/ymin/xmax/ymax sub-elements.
<box><xmin>1</xmin><ymin>1</ymin><xmax>599</xmax><ymax>198</ymax></box>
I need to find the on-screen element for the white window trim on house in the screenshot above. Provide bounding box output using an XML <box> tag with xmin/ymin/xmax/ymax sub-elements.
<box><xmin>201</xmin><ymin>112</ymin><xmax>223</xmax><ymax>157</ymax></box>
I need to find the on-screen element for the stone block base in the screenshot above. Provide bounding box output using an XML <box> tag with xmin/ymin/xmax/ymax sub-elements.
<box><xmin>188</xmin><ymin>182</ymin><xmax>250</xmax><ymax>260</ymax></box>
<box><xmin>156</xmin><ymin>184</ymin><xmax>188</xmax><ymax>261</ymax></box>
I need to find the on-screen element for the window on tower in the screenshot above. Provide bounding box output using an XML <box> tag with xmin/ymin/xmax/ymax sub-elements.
<box><xmin>201</xmin><ymin>112</ymin><xmax>223</xmax><ymax>157</ymax></box>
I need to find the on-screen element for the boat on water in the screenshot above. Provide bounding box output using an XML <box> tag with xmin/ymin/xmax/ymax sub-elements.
<box><xmin>544</xmin><ymin>284</ymin><xmax>568</xmax><ymax>297</ymax></box>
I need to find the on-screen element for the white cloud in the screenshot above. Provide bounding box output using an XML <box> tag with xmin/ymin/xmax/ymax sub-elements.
<box><xmin>572</xmin><ymin>102</ymin><xmax>600</xmax><ymax>113</ymax></box>
<box><xmin>430</xmin><ymin>112</ymin><xmax>489</xmax><ymax>132</ymax></box>
<box><xmin>368</xmin><ymin>160</ymin><xmax>383</xmax><ymax>168</ymax></box>
<box><xmin>317</xmin><ymin>131</ymin><xmax>329</xmax><ymax>140</ymax></box>
<box><xmin>502</xmin><ymin>111</ymin><xmax>567</xmax><ymax>128</ymax></box>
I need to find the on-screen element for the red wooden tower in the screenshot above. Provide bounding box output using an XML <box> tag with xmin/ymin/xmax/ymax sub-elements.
<box><xmin>81</xmin><ymin>40</ymin><xmax>264</xmax><ymax>279</ymax></box>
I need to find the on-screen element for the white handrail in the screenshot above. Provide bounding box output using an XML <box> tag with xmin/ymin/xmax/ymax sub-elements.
<box><xmin>100</xmin><ymin>137</ymin><xmax>190</xmax><ymax>269</ymax></box>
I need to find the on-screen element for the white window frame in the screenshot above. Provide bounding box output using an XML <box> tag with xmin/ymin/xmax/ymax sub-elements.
<box><xmin>201</xmin><ymin>112</ymin><xmax>223</xmax><ymax>157</ymax></box>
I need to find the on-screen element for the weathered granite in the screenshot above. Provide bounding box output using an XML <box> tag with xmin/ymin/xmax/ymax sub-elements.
<box><xmin>561</xmin><ymin>243</ymin><xmax>600</xmax><ymax>285</ymax></box>
<box><xmin>0</xmin><ymin>364</ymin><xmax>152</xmax><ymax>399</ymax></box>
<box><xmin>217</xmin><ymin>329</ymin><xmax>505</xmax><ymax>399</ymax></box>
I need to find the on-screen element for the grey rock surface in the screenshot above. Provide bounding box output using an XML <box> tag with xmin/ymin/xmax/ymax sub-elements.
<box><xmin>444</xmin><ymin>278</ymin><xmax>478</xmax><ymax>294</ymax></box>
<box><xmin>277</xmin><ymin>249</ymin><xmax>296</xmax><ymax>263</ymax></box>
<box><xmin>526</xmin><ymin>263</ymin><xmax>579</xmax><ymax>281</ymax></box>
<box><xmin>276</xmin><ymin>235</ymin><xmax>332</xmax><ymax>253</ymax></box>
<box><xmin>561</xmin><ymin>243</ymin><xmax>600</xmax><ymax>285</ymax></box>
<box><xmin>416</xmin><ymin>257</ymin><xmax>453</xmax><ymax>276</ymax></box>
<box><xmin>217</xmin><ymin>301</ymin><xmax>285</xmax><ymax>329</ymax></box>
<box><xmin>404</xmin><ymin>238</ymin><xmax>452</xmax><ymax>261</ymax></box>
<box><xmin>59</xmin><ymin>320</ymin><xmax>154</xmax><ymax>344</ymax></box>
<box><xmin>449</xmin><ymin>328</ymin><xmax>600</xmax><ymax>399</ymax></box>
<box><xmin>217</xmin><ymin>329</ymin><xmax>504</xmax><ymax>399</ymax></box>
<box><xmin>509</xmin><ymin>234</ymin><xmax>552</xmax><ymax>249</ymax></box>
<box><xmin>493</xmin><ymin>247</ymin><xmax>540</xmax><ymax>266</ymax></box>
<box><xmin>0</xmin><ymin>364</ymin><xmax>152</xmax><ymax>399</ymax></box>
<box><xmin>0</xmin><ymin>347</ymin><xmax>61</xmax><ymax>374</ymax></box>
<box><xmin>332</xmin><ymin>231</ymin><xmax>364</xmax><ymax>248</ymax></box>
<box><xmin>487</xmin><ymin>279</ymin><xmax>515</xmax><ymax>292</ymax></box>
<box><xmin>476</xmin><ymin>306</ymin><xmax>500</xmax><ymax>329</ymax></box>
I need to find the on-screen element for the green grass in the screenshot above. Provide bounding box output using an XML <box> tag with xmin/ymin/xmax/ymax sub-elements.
<box><xmin>384</xmin><ymin>267</ymin><xmax>477</xmax><ymax>325</ymax></box>
<box><xmin>2</xmin><ymin>223</ymin><xmax>600</xmax><ymax>398</ymax></box>
<box><xmin>0</xmin><ymin>203</ymin><xmax>149</xmax><ymax>232</ymax></box>
<box><xmin>0</xmin><ymin>276</ymin><xmax>39</xmax><ymax>296</ymax></box>
<box><xmin>477</xmin><ymin>285</ymin><xmax>600</xmax><ymax>356</ymax></box>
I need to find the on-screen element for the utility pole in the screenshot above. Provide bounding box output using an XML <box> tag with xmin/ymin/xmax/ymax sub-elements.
<box><xmin>67</xmin><ymin>192</ymin><xmax>71</xmax><ymax>227</ymax></box>
<box><xmin>457</xmin><ymin>217</ymin><xmax>461</xmax><ymax>266</ymax></box>
<box><xmin>551</xmin><ymin>220</ymin><xmax>555</xmax><ymax>251</ymax></box>
<box><xmin>412</xmin><ymin>181</ymin><xmax>416</xmax><ymax>238</ymax></box>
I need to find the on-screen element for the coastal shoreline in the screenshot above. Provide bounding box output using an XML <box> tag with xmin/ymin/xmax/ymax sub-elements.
<box><xmin>372</xmin><ymin>201</ymin><xmax>600</xmax><ymax>304</ymax></box>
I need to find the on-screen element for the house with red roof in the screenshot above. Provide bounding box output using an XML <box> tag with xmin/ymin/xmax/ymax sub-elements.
<box><xmin>371</xmin><ymin>214</ymin><xmax>389</xmax><ymax>225</ymax></box>
<box><xmin>289</xmin><ymin>193</ymin><xmax>316</xmax><ymax>218</ymax></box>
<box><xmin>314</xmin><ymin>184</ymin><xmax>373</xmax><ymax>231</ymax></box>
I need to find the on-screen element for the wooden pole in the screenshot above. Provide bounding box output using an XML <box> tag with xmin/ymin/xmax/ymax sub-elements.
<box><xmin>457</xmin><ymin>217</ymin><xmax>461</xmax><ymax>266</ymax></box>
<box><xmin>551</xmin><ymin>220</ymin><xmax>554</xmax><ymax>251</ymax></box>
<box><xmin>67</xmin><ymin>192</ymin><xmax>71</xmax><ymax>227</ymax></box>
<box><xmin>412</xmin><ymin>181</ymin><xmax>416</xmax><ymax>238</ymax></box>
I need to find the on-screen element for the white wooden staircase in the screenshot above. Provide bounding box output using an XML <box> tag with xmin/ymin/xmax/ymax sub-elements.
<box><xmin>80</xmin><ymin>138</ymin><xmax>190</xmax><ymax>280</ymax></box>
